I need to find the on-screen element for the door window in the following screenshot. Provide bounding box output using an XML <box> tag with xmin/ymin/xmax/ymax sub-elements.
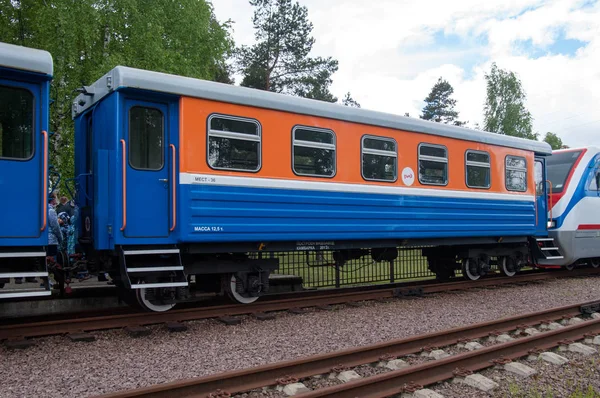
<box><xmin>0</xmin><ymin>85</ymin><xmax>34</xmax><ymax>160</ymax></box>
<box><xmin>129</xmin><ymin>106</ymin><xmax>164</xmax><ymax>170</ymax></box>
<box><xmin>535</xmin><ymin>160</ymin><xmax>544</xmax><ymax>196</ymax></box>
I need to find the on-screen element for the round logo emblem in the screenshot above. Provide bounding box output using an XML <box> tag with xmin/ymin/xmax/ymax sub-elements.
<box><xmin>85</xmin><ymin>216</ymin><xmax>91</xmax><ymax>232</ymax></box>
<box><xmin>402</xmin><ymin>167</ymin><xmax>415</xmax><ymax>186</ymax></box>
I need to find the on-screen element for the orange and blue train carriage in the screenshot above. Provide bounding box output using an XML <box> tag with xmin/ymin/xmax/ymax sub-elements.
<box><xmin>1</xmin><ymin>40</ymin><xmax>566</xmax><ymax>311</ymax></box>
<box><xmin>68</xmin><ymin>65</ymin><xmax>560</xmax><ymax>310</ymax></box>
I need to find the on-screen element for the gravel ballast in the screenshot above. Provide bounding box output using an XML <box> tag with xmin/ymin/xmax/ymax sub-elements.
<box><xmin>2</xmin><ymin>276</ymin><xmax>600</xmax><ymax>397</ymax></box>
<box><xmin>431</xmin><ymin>346</ymin><xmax>600</xmax><ymax>397</ymax></box>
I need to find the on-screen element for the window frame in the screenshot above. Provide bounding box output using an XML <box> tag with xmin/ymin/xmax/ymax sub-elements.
<box><xmin>0</xmin><ymin>83</ymin><xmax>36</xmax><ymax>162</ymax></box>
<box><xmin>417</xmin><ymin>142</ymin><xmax>449</xmax><ymax>186</ymax></box>
<box><xmin>588</xmin><ymin>159</ymin><xmax>600</xmax><ymax>191</ymax></box>
<box><xmin>465</xmin><ymin>149</ymin><xmax>491</xmax><ymax>190</ymax></box>
<box><xmin>206</xmin><ymin>113</ymin><xmax>262</xmax><ymax>173</ymax></box>
<box><xmin>505</xmin><ymin>155</ymin><xmax>528</xmax><ymax>192</ymax></box>
<box><xmin>291</xmin><ymin>125</ymin><xmax>336</xmax><ymax>178</ymax></box>
<box><xmin>128</xmin><ymin>105</ymin><xmax>165</xmax><ymax>171</ymax></box>
<box><xmin>360</xmin><ymin>134</ymin><xmax>398</xmax><ymax>183</ymax></box>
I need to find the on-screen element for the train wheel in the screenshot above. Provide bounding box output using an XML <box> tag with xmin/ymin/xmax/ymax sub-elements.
<box><xmin>135</xmin><ymin>281</ymin><xmax>176</xmax><ymax>313</ymax></box>
<box><xmin>566</xmin><ymin>263</ymin><xmax>576</xmax><ymax>271</ymax></box>
<box><xmin>461</xmin><ymin>258</ymin><xmax>481</xmax><ymax>281</ymax></box>
<box><xmin>500</xmin><ymin>256</ymin><xmax>517</xmax><ymax>277</ymax></box>
<box><xmin>224</xmin><ymin>274</ymin><xmax>259</xmax><ymax>304</ymax></box>
<box><xmin>591</xmin><ymin>259</ymin><xmax>600</xmax><ymax>268</ymax></box>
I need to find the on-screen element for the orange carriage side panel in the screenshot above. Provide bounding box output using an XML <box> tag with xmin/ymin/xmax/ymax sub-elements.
<box><xmin>180</xmin><ymin>96</ymin><xmax>535</xmax><ymax>197</ymax></box>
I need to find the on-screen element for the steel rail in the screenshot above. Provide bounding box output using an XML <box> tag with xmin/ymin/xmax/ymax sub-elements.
<box><xmin>95</xmin><ymin>300</ymin><xmax>600</xmax><ymax>398</ymax></box>
<box><xmin>300</xmin><ymin>317</ymin><xmax>600</xmax><ymax>398</ymax></box>
<box><xmin>1</xmin><ymin>269</ymin><xmax>588</xmax><ymax>341</ymax></box>
<box><xmin>1</xmin><ymin>268</ymin><xmax>596</xmax><ymax>341</ymax></box>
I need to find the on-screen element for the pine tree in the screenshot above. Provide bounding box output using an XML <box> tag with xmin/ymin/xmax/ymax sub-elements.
<box><xmin>236</xmin><ymin>0</ymin><xmax>338</xmax><ymax>101</ymax></box>
<box><xmin>420</xmin><ymin>77</ymin><xmax>465</xmax><ymax>126</ymax></box>
<box><xmin>342</xmin><ymin>92</ymin><xmax>361</xmax><ymax>108</ymax></box>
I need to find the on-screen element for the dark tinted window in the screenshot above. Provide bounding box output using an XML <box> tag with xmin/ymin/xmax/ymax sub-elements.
<box><xmin>362</xmin><ymin>136</ymin><xmax>397</xmax><ymax>182</ymax></box>
<box><xmin>129</xmin><ymin>107</ymin><xmax>164</xmax><ymax>170</ymax></box>
<box><xmin>419</xmin><ymin>145</ymin><xmax>446</xmax><ymax>158</ymax></box>
<box><xmin>0</xmin><ymin>85</ymin><xmax>34</xmax><ymax>160</ymax></box>
<box><xmin>208</xmin><ymin>115</ymin><xmax>261</xmax><ymax>171</ymax></box>
<box><xmin>466</xmin><ymin>150</ymin><xmax>490</xmax><ymax>189</ymax></box>
<box><xmin>294</xmin><ymin>129</ymin><xmax>334</xmax><ymax>144</ymax></box>
<box><xmin>293</xmin><ymin>127</ymin><xmax>335</xmax><ymax>177</ymax></box>
<box><xmin>546</xmin><ymin>150</ymin><xmax>582</xmax><ymax>194</ymax></box>
<box><xmin>418</xmin><ymin>144</ymin><xmax>448</xmax><ymax>185</ymax></box>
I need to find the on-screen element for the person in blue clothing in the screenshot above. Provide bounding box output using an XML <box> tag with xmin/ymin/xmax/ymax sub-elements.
<box><xmin>47</xmin><ymin>192</ymin><xmax>64</xmax><ymax>255</ymax></box>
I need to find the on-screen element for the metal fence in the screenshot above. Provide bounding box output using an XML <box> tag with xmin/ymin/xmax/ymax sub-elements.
<box><xmin>257</xmin><ymin>247</ymin><xmax>445</xmax><ymax>288</ymax></box>
<box><xmin>253</xmin><ymin>248</ymin><xmax>530</xmax><ymax>289</ymax></box>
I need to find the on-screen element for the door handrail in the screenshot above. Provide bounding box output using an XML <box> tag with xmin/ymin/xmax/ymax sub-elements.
<box><xmin>120</xmin><ymin>139</ymin><xmax>127</xmax><ymax>231</ymax></box>
<box><xmin>170</xmin><ymin>144</ymin><xmax>176</xmax><ymax>232</ymax></box>
<box><xmin>40</xmin><ymin>130</ymin><xmax>48</xmax><ymax>232</ymax></box>
<box><xmin>546</xmin><ymin>180</ymin><xmax>553</xmax><ymax>222</ymax></box>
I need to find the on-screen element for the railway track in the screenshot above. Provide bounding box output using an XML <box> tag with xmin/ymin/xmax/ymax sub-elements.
<box><xmin>96</xmin><ymin>299</ymin><xmax>600</xmax><ymax>398</ymax></box>
<box><xmin>0</xmin><ymin>268</ymin><xmax>597</xmax><ymax>342</ymax></box>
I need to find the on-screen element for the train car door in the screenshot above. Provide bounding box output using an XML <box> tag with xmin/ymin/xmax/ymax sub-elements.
<box><xmin>123</xmin><ymin>99</ymin><xmax>170</xmax><ymax>238</ymax></box>
<box><xmin>534</xmin><ymin>157</ymin><xmax>548</xmax><ymax>235</ymax></box>
<box><xmin>0</xmin><ymin>81</ymin><xmax>43</xmax><ymax>240</ymax></box>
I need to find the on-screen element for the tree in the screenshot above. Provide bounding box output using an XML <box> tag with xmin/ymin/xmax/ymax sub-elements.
<box><xmin>543</xmin><ymin>132</ymin><xmax>568</xmax><ymax>149</ymax></box>
<box><xmin>341</xmin><ymin>92</ymin><xmax>361</xmax><ymax>108</ymax></box>
<box><xmin>420</xmin><ymin>77</ymin><xmax>465</xmax><ymax>126</ymax></box>
<box><xmin>483</xmin><ymin>63</ymin><xmax>537</xmax><ymax>140</ymax></box>
<box><xmin>0</xmin><ymin>0</ymin><xmax>233</xmax><ymax>184</ymax></box>
<box><xmin>236</xmin><ymin>0</ymin><xmax>338</xmax><ymax>101</ymax></box>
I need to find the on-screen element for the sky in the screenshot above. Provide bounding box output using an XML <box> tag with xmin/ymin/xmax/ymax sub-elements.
<box><xmin>211</xmin><ymin>0</ymin><xmax>600</xmax><ymax>148</ymax></box>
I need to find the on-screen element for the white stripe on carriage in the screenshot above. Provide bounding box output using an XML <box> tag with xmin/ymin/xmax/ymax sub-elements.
<box><xmin>126</xmin><ymin>266</ymin><xmax>184</xmax><ymax>273</ymax></box>
<box><xmin>0</xmin><ymin>252</ymin><xmax>47</xmax><ymax>258</ymax></box>
<box><xmin>179</xmin><ymin>173</ymin><xmax>535</xmax><ymax>202</ymax></box>
<box><xmin>0</xmin><ymin>291</ymin><xmax>52</xmax><ymax>299</ymax></box>
<box><xmin>0</xmin><ymin>272</ymin><xmax>49</xmax><ymax>278</ymax></box>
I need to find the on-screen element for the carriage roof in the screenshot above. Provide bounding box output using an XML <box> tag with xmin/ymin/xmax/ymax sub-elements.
<box><xmin>72</xmin><ymin>65</ymin><xmax>552</xmax><ymax>155</ymax></box>
<box><xmin>0</xmin><ymin>42</ymin><xmax>53</xmax><ymax>76</ymax></box>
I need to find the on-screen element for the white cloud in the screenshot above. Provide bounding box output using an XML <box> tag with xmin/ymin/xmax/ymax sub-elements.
<box><xmin>211</xmin><ymin>0</ymin><xmax>600</xmax><ymax>148</ymax></box>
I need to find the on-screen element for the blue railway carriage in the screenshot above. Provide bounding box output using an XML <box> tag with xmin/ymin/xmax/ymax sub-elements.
<box><xmin>0</xmin><ymin>42</ymin><xmax>53</xmax><ymax>299</ymax></box>
<box><xmin>70</xmin><ymin>65</ymin><xmax>558</xmax><ymax>311</ymax></box>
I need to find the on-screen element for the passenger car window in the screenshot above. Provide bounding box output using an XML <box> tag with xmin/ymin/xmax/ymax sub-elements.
<box><xmin>0</xmin><ymin>85</ymin><xmax>34</xmax><ymax>160</ymax></box>
<box><xmin>292</xmin><ymin>126</ymin><xmax>335</xmax><ymax>177</ymax></box>
<box><xmin>506</xmin><ymin>155</ymin><xmax>527</xmax><ymax>192</ymax></box>
<box><xmin>588</xmin><ymin>162</ymin><xmax>600</xmax><ymax>191</ymax></box>
<box><xmin>207</xmin><ymin>114</ymin><xmax>261</xmax><ymax>172</ymax></box>
<box><xmin>466</xmin><ymin>150</ymin><xmax>490</xmax><ymax>189</ymax></box>
<box><xmin>362</xmin><ymin>136</ymin><xmax>397</xmax><ymax>182</ymax></box>
<box><xmin>129</xmin><ymin>106</ymin><xmax>164</xmax><ymax>170</ymax></box>
<box><xmin>418</xmin><ymin>144</ymin><xmax>448</xmax><ymax>185</ymax></box>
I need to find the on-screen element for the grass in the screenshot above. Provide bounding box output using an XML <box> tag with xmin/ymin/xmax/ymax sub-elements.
<box><xmin>264</xmin><ymin>249</ymin><xmax>438</xmax><ymax>288</ymax></box>
<box><xmin>506</xmin><ymin>383</ymin><xmax>600</xmax><ymax>398</ymax></box>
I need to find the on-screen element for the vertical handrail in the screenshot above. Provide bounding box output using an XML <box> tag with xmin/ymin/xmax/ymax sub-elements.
<box><xmin>120</xmin><ymin>139</ymin><xmax>127</xmax><ymax>231</ymax></box>
<box><xmin>40</xmin><ymin>130</ymin><xmax>48</xmax><ymax>231</ymax></box>
<box><xmin>546</xmin><ymin>180</ymin><xmax>553</xmax><ymax>223</ymax></box>
<box><xmin>170</xmin><ymin>144</ymin><xmax>177</xmax><ymax>232</ymax></box>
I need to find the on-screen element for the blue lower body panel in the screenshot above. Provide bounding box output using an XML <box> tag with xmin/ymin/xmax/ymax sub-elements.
<box><xmin>179</xmin><ymin>184</ymin><xmax>536</xmax><ymax>243</ymax></box>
